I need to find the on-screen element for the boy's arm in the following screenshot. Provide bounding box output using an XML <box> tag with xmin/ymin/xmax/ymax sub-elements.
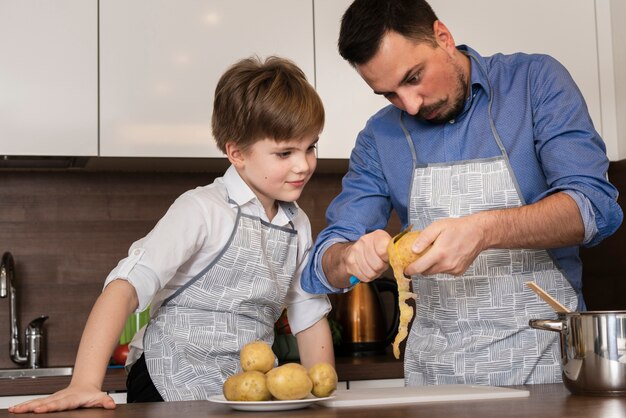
<box><xmin>294</xmin><ymin>317</ymin><xmax>335</xmax><ymax>369</ymax></box>
<box><xmin>9</xmin><ymin>279</ymin><xmax>139</xmax><ymax>414</ymax></box>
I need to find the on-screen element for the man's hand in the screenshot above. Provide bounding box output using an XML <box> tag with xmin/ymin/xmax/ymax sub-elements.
<box><xmin>8</xmin><ymin>384</ymin><xmax>116</xmax><ymax>414</ymax></box>
<box><xmin>323</xmin><ymin>229</ymin><xmax>392</xmax><ymax>287</ymax></box>
<box><xmin>406</xmin><ymin>216</ymin><xmax>487</xmax><ymax>276</ymax></box>
<box><xmin>405</xmin><ymin>192</ymin><xmax>585</xmax><ymax>277</ymax></box>
<box><xmin>346</xmin><ymin>229</ymin><xmax>393</xmax><ymax>281</ymax></box>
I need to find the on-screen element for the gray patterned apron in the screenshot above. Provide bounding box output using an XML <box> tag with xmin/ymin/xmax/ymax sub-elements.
<box><xmin>142</xmin><ymin>204</ymin><xmax>298</xmax><ymax>400</ymax></box>
<box><xmin>400</xmin><ymin>54</ymin><xmax>578</xmax><ymax>386</ymax></box>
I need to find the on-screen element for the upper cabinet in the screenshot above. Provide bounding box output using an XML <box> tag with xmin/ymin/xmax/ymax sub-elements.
<box><xmin>314</xmin><ymin>0</ymin><xmax>389</xmax><ymax>159</ymax></box>
<box><xmin>428</xmin><ymin>0</ymin><xmax>609</xmax><ymax>157</ymax></box>
<box><xmin>314</xmin><ymin>0</ymin><xmax>625</xmax><ymax>161</ymax></box>
<box><xmin>99</xmin><ymin>0</ymin><xmax>315</xmax><ymax>158</ymax></box>
<box><xmin>0</xmin><ymin>1</ymin><xmax>98</xmax><ymax>156</ymax></box>
<box><xmin>1</xmin><ymin>1</ymin><xmax>624</xmax><ymax>161</ymax></box>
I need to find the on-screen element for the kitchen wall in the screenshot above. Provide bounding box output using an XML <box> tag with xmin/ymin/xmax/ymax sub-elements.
<box><xmin>0</xmin><ymin>163</ymin><xmax>623</xmax><ymax>369</ymax></box>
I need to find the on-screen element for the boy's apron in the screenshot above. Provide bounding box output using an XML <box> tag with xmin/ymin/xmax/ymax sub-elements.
<box><xmin>399</xmin><ymin>54</ymin><xmax>578</xmax><ymax>386</ymax></box>
<box><xmin>142</xmin><ymin>206</ymin><xmax>297</xmax><ymax>400</ymax></box>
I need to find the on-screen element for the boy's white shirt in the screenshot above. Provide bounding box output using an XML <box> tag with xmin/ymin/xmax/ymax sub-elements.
<box><xmin>103</xmin><ymin>165</ymin><xmax>330</xmax><ymax>365</ymax></box>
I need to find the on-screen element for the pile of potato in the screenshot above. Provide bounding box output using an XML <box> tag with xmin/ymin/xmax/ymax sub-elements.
<box><xmin>223</xmin><ymin>341</ymin><xmax>337</xmax><ymax>401</ymax></box>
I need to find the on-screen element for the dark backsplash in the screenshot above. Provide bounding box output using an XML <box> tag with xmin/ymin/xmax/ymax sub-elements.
<box><xmin>0</xmin><ymin>166</ymin><xmax>621</xmax><ymax>369</ymax></box>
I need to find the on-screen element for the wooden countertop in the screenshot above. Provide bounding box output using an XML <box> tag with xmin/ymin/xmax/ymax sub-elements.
<box><xmin>1</xmin><ymin>384</ymin><xmax>625</xmax><ymax>417</ymax></box>
<box><xmin>0</xmin><ymin>351</ymin><xmax>404</xmax><ymax>397</ymax></box>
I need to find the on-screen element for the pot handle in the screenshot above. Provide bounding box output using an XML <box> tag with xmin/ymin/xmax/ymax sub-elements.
<box><xmin>529</xmin><ymin>318</ymin><xmax>564</xmax><ymax>332</ymax></box>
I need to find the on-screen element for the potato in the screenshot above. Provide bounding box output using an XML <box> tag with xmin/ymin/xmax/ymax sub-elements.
<box><xmin>387</xmin><ymin>229</ymin><xmax>426</xmax><ymax>359</ymax></box>
<box><xmin>308</xmin><ymin>363</ymin><xmax>338</xmax><ymax>397</ymax></box>
<box><xmin>266</xmin><ymin>363</ymin><xmax>313</xmax><ymax>400</ymax></box>
<box><xmin>390</xmin><ymin>231</ymin><xmax>427</xmax><ymax>276</ymax></box>
<box><xmin>240</xmin><ymin>340</ymin><xmax>275</xmax><ymax>373</ymax></box>
<box><xmin>223</xmin><ymin>373</ymin><xmax>240</xmax><ymax>401</ymax></box>
<box><xmin>223</xmin><ymin>370</ymin><xmax>271</xmax><ymax>401</ymax></box>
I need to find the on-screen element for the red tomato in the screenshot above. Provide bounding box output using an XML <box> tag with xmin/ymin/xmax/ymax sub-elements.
<box><xmin>111</xmin><ymin>343</ymin><xmax>130</xmax><ymax>366</ymax></box>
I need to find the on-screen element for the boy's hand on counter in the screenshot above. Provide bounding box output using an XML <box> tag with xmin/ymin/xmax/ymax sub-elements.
<box><xmin>8</xmin><ymin>384</ymin><xmax>116</xmax><ymax>414</ymax></box>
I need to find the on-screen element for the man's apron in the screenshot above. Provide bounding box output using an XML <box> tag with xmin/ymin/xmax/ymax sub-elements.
<box><xmin>398</xmin><ymin>57</ymin><xmax>578</xmax><ymax>386</ymax></box>
<box><xmin>142</xmin><ymin>205</ymin><xmax>298</xmax><ymax>400</ymax></box>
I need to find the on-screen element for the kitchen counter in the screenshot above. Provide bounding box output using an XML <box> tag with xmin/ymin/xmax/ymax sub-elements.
<box><xmin>0</xmin><ymin>351</ymin><xmax>404</xmax><ymax>397</ymax></box>
<box><xmin>1</xmin><ymin>384</ymin><xmax>624</xmax><ymax>417</ymax></box>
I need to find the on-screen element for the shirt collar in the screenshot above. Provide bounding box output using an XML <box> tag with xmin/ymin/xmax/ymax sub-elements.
<box><xmin>222</xmin><ymin>165</ymin><xmax>300</xmax><ymax>225</ymax></box>
<box><xmin>458</xmin><ymin>45</ymin><xmax>489</xmax><ymax>98</ymax></box>
<box><xmin>455</xmin><ymin>45</ymin><xmax>490</xmax><ymax>117</ymax></box>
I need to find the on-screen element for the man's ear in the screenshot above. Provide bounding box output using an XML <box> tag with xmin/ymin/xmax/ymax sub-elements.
<box><xmin>433</xmin><ymin>20</ymin><xmax>456</xmax><ymax>53</ymax></box>
<box><xmin>225</xmin><ymin>142</ymin><xmax>245</xmax><ymax>167</ymax></box>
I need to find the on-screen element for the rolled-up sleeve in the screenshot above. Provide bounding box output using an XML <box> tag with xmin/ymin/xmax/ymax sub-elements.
<box><xmin>529</xmin><ymin>56</ymin><xmax>623</xmax><ymax>247</ymax></box>
<box><xmin>286</xmin><ymin>273</ymin><xmax>332</xmax><ymax>335</ymax></box>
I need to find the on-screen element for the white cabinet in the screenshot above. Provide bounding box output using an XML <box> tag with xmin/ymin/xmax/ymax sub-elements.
<box><xmin>99</xmin><ymin>0</ymin><xmax>316</xmax><ymax>158</ymax></box>
<box><xmin>314</xmin><ymin>0</ymin><xmax>389</xmax><ymax>159</ymax></box>
<box><xmin>3</xmin><ymin>1</ymin><xmax>623</xmax><ymax>161</ymax></box>
<box><xmin>428</xmin><ymin>0</ymin><xmax>613</xmax><ymax>158</ymax></box>
<box><xmin>0</xmin><ymin>1</ymin><xmax>98</xmax><ymax>156</ymax></box>
<box><xmin>313</xmin><ymin>0</ymin><xmax>625</xmax><ymax>160</ymax></box>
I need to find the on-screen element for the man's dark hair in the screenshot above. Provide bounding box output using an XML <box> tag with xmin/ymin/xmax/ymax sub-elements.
<box><xmin>338</xmin><ymin>0</ymin><xmax>439</xmax><ymax>66</ymax></box>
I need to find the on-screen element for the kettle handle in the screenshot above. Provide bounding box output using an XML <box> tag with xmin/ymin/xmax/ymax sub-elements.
<box><xmin>373</xmin><ymin>279</ymin><xmax>400</xmax><ymax>347</ymax></box>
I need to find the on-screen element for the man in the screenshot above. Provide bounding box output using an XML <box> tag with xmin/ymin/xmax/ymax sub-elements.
<box><xmin>302</xmin><ymin>0</ymin><xmax>622</xmax><ymax>386</ymax></box>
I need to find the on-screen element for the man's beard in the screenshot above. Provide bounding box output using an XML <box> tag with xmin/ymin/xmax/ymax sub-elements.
<box><xmin>414</xmin><ymin>63</ymin><xmax>468</xmax><ymax>125</ymax></box>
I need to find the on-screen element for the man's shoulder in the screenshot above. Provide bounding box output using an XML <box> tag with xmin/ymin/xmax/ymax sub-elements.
<box><xmin>486</xmin><ymin>50</ymin><xmax>561</xmax><ymax>72</ymax></box>
<box><xmin>362</xmin><ymin>104</ymin><xmax>403</xmax><ymax>136</ymax></box>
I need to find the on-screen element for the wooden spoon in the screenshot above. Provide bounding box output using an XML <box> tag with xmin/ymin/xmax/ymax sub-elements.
<box><xmin>525</xmin><ymin>282</ymin><xmax>571</xmax><ymax>314</ymax></box>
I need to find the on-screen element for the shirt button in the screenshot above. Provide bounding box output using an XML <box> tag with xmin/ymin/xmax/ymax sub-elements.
<box><xmin>133</xmin><ymin>249</ymin><xmax>141</xmax><ymax>256</ymax></box>
<box><xmin>449</xmin><ymin>119</ymin><xmax>455</xmax><ymax>124</ymax></box>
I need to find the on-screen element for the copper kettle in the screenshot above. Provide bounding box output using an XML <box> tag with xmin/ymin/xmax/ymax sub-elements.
<box><xmin>333</xmin><ymin>279</ymin><xmax>399</xmax><ymax>356</ymax></box>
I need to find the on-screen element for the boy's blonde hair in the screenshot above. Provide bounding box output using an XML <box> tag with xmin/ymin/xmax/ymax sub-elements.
<box><xmin>211</xmin><ymin>56</ymin><xmax>325</xmax><ymax>154</ymax></box>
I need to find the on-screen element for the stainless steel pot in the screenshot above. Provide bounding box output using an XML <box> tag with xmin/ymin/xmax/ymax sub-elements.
<box><xmin>529</xmin><ymin>311</ymin><xmax>626</xmax><ymax>396</ymax></box>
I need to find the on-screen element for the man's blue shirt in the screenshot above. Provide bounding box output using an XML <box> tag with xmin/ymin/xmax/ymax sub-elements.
<box><xmin>302</xmin><ymin>46</ymin><xmax>623</xmax><ymax>301</ymax></box>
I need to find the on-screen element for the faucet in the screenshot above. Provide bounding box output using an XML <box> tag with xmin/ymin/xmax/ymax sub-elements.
<box><xmin>0</xmin><ymin>252</ymin><xmax>48</xmax><ymax>368</ymax></box>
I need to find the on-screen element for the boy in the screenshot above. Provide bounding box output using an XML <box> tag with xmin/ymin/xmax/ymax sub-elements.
<box><xmin>10</xmin><ymin>56</ymin><xmax>333</xmax><ymax>413</ymax></box>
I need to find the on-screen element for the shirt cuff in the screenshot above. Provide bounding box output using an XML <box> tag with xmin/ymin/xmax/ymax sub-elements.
<box><xmin>313</xmin><ymin>238</ymin><xmax>355</xmax><ymax>294</ymax></box>
<box><xmin>563</xmin><ymin>190</ymin><xmax>598</xmax><ymax>245</ymax></box>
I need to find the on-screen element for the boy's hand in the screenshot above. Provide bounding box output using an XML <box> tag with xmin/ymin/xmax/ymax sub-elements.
<box><xmin>8</xmin><ymin>384</ymin><xmax>116</xmax><ymax>414</ymax></box>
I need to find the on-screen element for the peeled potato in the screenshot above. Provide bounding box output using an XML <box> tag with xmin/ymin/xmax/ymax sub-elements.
<box><xmin>266</xmin><ymin>363</ymin><xmax>313</xmax><ymax>400</ymax></box>
<box><xmin>389</xmin><ymin>231</ymin><xmax>427</xmax><ymax>288</ymax></box>
<box><xmin>387</xmin><ymin>229</ymin><xmax>429</xmax><ymax>359</ymax></box>
<box><xmin>308</xmin><ymin>363</ymin><xmax>338</xmax><ymax>397</ymax></box>
<box><xmin>223</xmin><ymin>370</ymin><xmax>271</xmax><ymax>401</ymax></box>
<box><xmin>240</xmin><ymin>340</ymin><xmax>275</xmax><ymax>373</ymax></box>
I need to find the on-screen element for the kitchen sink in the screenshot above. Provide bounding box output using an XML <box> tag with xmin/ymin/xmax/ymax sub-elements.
<box><xmin>0</xmin><ymin>367</ymin><xmax>73</xmax><ymax>379</ymax></box>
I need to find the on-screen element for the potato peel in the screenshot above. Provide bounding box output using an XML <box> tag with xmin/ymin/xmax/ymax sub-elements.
<box><xmin>387</xmin><ymin>230</ymin><xmax>427</xmax><ymax>359</ymax></box>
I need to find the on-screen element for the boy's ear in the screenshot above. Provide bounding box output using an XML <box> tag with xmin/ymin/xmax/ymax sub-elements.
<box><xmin>225</xmin><ymin>142</ymin><xmax>245</xmax><ymax>167</ymax></box>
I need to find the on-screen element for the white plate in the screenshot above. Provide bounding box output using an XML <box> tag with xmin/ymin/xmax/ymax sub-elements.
<box><xmin>207</xmin><ymin>395</ymin><xmax>335</xmax><ymax>412</ymax></box>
